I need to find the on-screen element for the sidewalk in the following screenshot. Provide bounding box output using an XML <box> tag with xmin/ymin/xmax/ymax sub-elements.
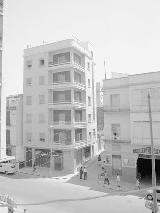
<box><xmin>18</xmin><ymin>167</ymin><xmax>77</xmax><ymax>181</ymax></box>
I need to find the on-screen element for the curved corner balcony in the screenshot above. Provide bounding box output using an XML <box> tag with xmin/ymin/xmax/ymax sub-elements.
<box><xmin>48</xmin><ymin>101</ymin><xmax>86</xmax><ymax>109</ymax></box>
<box><xmin>48</xmin><ymin>81</ymin><xmax>86</xmax><ymax>91</ymax></box>
<box><xmin>49</xmin><ymin>121</ymin><xmax>87</xmax><ymax>129</ymax></box>
<box><xmin>51</xmin><ymin>141</ymin><xmax>74</xmax><ymax>150</ymax></box>
<box><xmin>74</xmin><ymin>140</ymin><xmax>87</xmax><ymax>149</ymax></box>
<box><xmin>48</xmin><ymin>62</ymin><xmax>85</xmax><ymax>72</ymax></box>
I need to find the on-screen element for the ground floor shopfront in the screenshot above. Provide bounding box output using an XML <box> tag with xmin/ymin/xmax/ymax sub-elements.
<box><xmin>104</xmin><ymin>143</ymin><xmax>160</xmax><ymax>182</ymax></box>
<box><xmin>24</xmin><ymin>144</ymin><xmax>97</xmax><ymax>174</ymax></box>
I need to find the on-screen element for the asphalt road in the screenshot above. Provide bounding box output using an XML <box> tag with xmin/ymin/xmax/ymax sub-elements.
<box><xmin>0</xmin><ymin>173</ymin><xmax>151</xmax><ymax>213</ymax></box>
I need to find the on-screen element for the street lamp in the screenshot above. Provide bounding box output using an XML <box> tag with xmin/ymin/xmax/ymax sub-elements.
<box><xmin>148</xmin><ymin>93</ymin><xmax>158</xmax><ymax>213</ymax></box>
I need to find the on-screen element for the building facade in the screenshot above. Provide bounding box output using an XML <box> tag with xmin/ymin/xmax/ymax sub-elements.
<box><xmin>0</xmin><ymin>0</ymin><xmax>6</xmax><ymax>158</ymax></box>
<box><xmin>6</xmin><ymin>94</ymin><xmax>24</xmax><ymax>161</ymax></box>
<box><xmin>103</xmin><ymin>71</ymin><xmax>160</xmax><ymax>182</ymax></box>
<box><xmin>23</xmin><ymin>39</ymin><xmax>97</xmax><ymax>173</ymax></box>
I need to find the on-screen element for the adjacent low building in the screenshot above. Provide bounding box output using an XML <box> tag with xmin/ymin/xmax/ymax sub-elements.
<box><xmin>6</xmin><ymin>94</ymin><xmax>24</xmax><ymax>162</ymax></box>
<box><xmin>103</xmin><ymin>71</ymin><xmax>160</xmax><ymax>182</ymax></box>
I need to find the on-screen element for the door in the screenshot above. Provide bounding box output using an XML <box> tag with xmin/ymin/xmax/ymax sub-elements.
<box><xmin>112</xmin><ymin>155</ymin><xmax>122</xmax><ymax>175</ymax></box>
<box><xmin>54</xmin><ymin>156</ymin><xmax>63</xmax><ymax>170</ymax></box>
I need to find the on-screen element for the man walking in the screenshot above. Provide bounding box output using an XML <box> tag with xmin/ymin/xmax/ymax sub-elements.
<box><xmin>79</xmin><ymin>166</ymin><xmax>83</xmax><ymax>180</ymax></box>
<box><xmin>116</xmin><ymin>173</ymin><xmax>120</xmax><ymax>189</ymax></box>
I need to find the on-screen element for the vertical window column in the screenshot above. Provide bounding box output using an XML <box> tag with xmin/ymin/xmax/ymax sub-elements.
<box><xmin>71</xmin><ymin>129</ymin><xmax>75</xmax><ymax>144</ymax></box>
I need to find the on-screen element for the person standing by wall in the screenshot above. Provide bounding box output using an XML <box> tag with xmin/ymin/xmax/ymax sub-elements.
<box><xmin>83</xmin><ymin>167</ymin><xmax>87</xmax><ymax>180</ymax></box>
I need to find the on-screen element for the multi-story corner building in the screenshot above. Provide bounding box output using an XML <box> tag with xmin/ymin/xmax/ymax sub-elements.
<box><xmin>23</xmin><ymin>39</ymin><xmax>97</xmax><ymax>173</ymax></box>
<box><xmin>6</xmin><ymin>94</ymin><xmax>24</xmax><ymax>161</ymax></box>
<box><xmin>0</xmin><ymin>0</ymin><xmax>6</xmax><ymax>159</ymax></box>
<box><xmin>103</xmin><ymin>71</ymin><xmax>160</xmax><ymax>182</ymax></box>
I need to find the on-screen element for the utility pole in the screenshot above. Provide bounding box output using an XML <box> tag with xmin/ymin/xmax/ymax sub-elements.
<box><xmin>148</xmin><ymin>93</ymin><xmax>157</xmax><ymax>213</ymax></box>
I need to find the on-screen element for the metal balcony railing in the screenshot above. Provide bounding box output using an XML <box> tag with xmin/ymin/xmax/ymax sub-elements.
<box><xmin>104</xmin><ymin>137</ymin><xmax>131</xmax><ymax>143</ymax></box>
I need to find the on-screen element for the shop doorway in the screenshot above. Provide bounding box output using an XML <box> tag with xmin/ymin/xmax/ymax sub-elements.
<box><xmin>54</xmin><ymin>150</ymin><xmax>63</xmax><ymax>170</ymax></box>
<box><xmin>26</xmin><ymin>148</ymin><xmax>32</xmax><ymax>167</ymax></box>
<box><xmin>137</xmin><ymin>157</ymin><xmax>160</xmax><ymax>183</ymax></box>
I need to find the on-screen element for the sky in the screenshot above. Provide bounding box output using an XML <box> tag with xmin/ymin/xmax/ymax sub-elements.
<box><xmin>3</xmin><ymin>0</ymin><xmax>160</xmax><ymax>96</ymax></box>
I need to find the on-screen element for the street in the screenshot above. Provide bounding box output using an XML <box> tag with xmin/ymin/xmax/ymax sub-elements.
<box><xmin>0</xmin><ymin>167</ymin><xmax>152</xmax><ymax>213</ymax></box>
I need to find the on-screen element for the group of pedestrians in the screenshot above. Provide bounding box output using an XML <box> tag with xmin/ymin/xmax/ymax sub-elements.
<box><xmin>79</xmin><ymin>154</ymin><xmax>141</xmax><ymax>191</ymax></box>
<box><xmin>79</xmin><ymin>166</ymin><xmax>88</xmax><ymax>180</ymax></box>
<box><xmin>98</xmin><ymin>154</ymin><xmax>121</xmax><ymax>189</ymax></box>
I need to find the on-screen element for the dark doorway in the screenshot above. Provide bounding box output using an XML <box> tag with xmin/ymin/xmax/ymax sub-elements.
<box><xmin>137</xmin><ymin>157</ymin><xmax>160</xmax><ymax>183</ymax></box>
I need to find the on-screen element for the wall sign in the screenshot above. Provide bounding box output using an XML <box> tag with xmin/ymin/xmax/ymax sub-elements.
<box><xmin>133</xmin><ymin>147</ymin><xmax>160</xmax><ymax>155</ymax></box>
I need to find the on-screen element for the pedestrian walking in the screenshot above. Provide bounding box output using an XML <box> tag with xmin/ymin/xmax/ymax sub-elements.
<box><xmin>79</xmin><ymin>166</ymin><xmax>83</xmax><ymax>180</ymax></box>
<box><xmin>83</xmin><ymin>166</ymin><xmax>87</xmax><ymax>180</ymax></box>
<box><xmin>33</xmin><ymin>162</ymin><xmax>36</xmax><ymax>172</ymax></box>
<box><xmin>98</xmin><ymin>154</ymin><xmax>102</xmax><ymax>167</ymax></box>
<box><xmin>104</xmin><ymin>171</ymin><xmax>110</xmax><ymax>186</ymax></box>
<box><xmin>136</xmin><ymin>178</ymin><xmax>140</xmax><ymax>190</ymax></box>
<box><xmin>101</xmin><ymin>161</ymin><xmax>105</xmax><ymax>171</ymax></box>
<box><xmin>116</xmin><ymin>173</ymin><xmax>120</xmax><ymax>189</ymax></box>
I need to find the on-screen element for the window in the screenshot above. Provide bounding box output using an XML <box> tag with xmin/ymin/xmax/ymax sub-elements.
<box><xmin>39</xmin><ymin>59</ymin><xmax>45</xmax><ymax>66</ymax></box>
<box><xmin>74</xmin><ymin>53</ymin><xmax>81</xmax><ymax>66</ymax></box>
<box><xmin>26</xmin><ymin>132</ymin><xmax>32</xmax><ymax>143</ymax></box>
<box><xmin>53</xmin><ymin>71</ymin><xmax>70</xmax><ymax>83</ymax></box>
<box><xmin>39</xmin><ymin>113</ymin><xmax>45</xmax><ymax>123</ymax></box>
<box><xmin>26</xmin><ymin>78</ymin><xmax>32</xmax><ymax>86</ymax></box>
<box><xmin>88</xmin><ymin>114</ymin><xmax>91</xmax><ymax>123</ymax></box>
<box><xmin>87</xmin><ymin>62</ymin><xmax>90</xmax><ymax>71</ymax></box>
<box><xmin>39</xmin><ymin>76</ymin><xmax>45</xmax><ymax>85</ymax></box>
<box><xmin>26</xmin><ymin>96</ymin><xmax>32</xmax><ymax>105</ymax></box>
<box><xmin>93</xmin><ymin>129</ymin><xmax>96</xmax><ymax>137</ymax></box>
<box><xmin>111</xmin><ymin>94</ymin><xmax>120</xmax><ymax>108</ymax></box>
<box><xmin>26</xmin><ymin>60</ymin><xmax>32</xmax><ymax>68</ymax></box>
<box><xmin>26</xmin><ymin>113</ymin><xmax>32</xmax><ymax>123</ymax></box>
<box><xmin>53</xmin><ymin>52</ymin><xmax>70</xmax><ymax>65</ymax></box>
<box><xmin>74</xmin><ymin>91</ymin><xmax>82</xmax><ymax>102</ymax></box>
<box><xmin>88</xmin><ymin>96</ymin><xmax>91</xmax><ymax>106</ymax></box>
<box><xmin>88</xmin><ymin>79</ymin><xmax>91</xmax><ymax>88</ymax></box>
<box><xmin>39</xmin><ymin>95</ymin><xmax>45</xmax><ymax>104</ymax></box>
<box><xmin>111</xmin><ymin>124</ymin><xmax>120</xmax><ymax>140</ymax></box>
<box><xmin>75</xmin><ymin>129</ymin><xmax>82</xmax><ymax>141</ymax></box>
<box><xmin>89</xmin><ymin>132</ymin><xmax>92</xmax><ymax>140</ymax></box>
<box><xmin>74</xmin><ymin>72</ymin><xmax>81</xmax><ymax>84</ymax></box>
<box><xmin>53</xmin><ymin>91</ymin><xmax>71</xmax><ymax>103</ymax></box>
<box><xmin>39</xmin><ymin>133</ymin><xmax>45</xmax><ymax>142</ymax></box>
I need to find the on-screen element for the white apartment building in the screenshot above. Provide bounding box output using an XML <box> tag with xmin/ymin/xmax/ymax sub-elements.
<box><xmin>103</xmin><ymin>71</ymin><xmax>160</xmax><ymax>182</ymax></box>
<box><xmin>23</xmin><ymin>39</ymin><xmax>97</xmax><ymax>173</ymax></box>
<box><xmin>6</xmin><ymin>94</ymin><xmax>24</xmax><ymax>162</ymax></box>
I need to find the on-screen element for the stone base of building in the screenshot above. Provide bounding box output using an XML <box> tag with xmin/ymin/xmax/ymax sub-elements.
<box><xmin>24</xmin><ymin>143</ymin><xmax>98</xmax><ymax>175</ymax></box>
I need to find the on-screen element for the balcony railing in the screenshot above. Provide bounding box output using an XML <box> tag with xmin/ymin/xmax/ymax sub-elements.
<box><xmin>48</xmin><ymin>61</ymin><xmax>71</xmax><ymax>67</ymax></box>
<box><xmin>103</xmin><ymin>106</ymin><xmax>130</xmax><ymax>112</ymax></box>
<box><xmin>53</xmin><ymin>140</ymin><xmax>72</xmax><ymax>145</ymax></box>
<box><xmin>50</xmin><ymin>121</ymin><xmax>71</xmax><ymax>125</ymax></box>
<box><xmin>49</xmin><ymin>120</ymin><xmax>86</xmax><ymax>127</ymax></box>
<box><xmin>49</xmin><ymin>81</ymin><xmax>86</xmax><ymax>89</ymax></box>
<box><xmin>49</xmin><ymin>101</ymin><xmax>72</xmax><ymax>105</ymax></box>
